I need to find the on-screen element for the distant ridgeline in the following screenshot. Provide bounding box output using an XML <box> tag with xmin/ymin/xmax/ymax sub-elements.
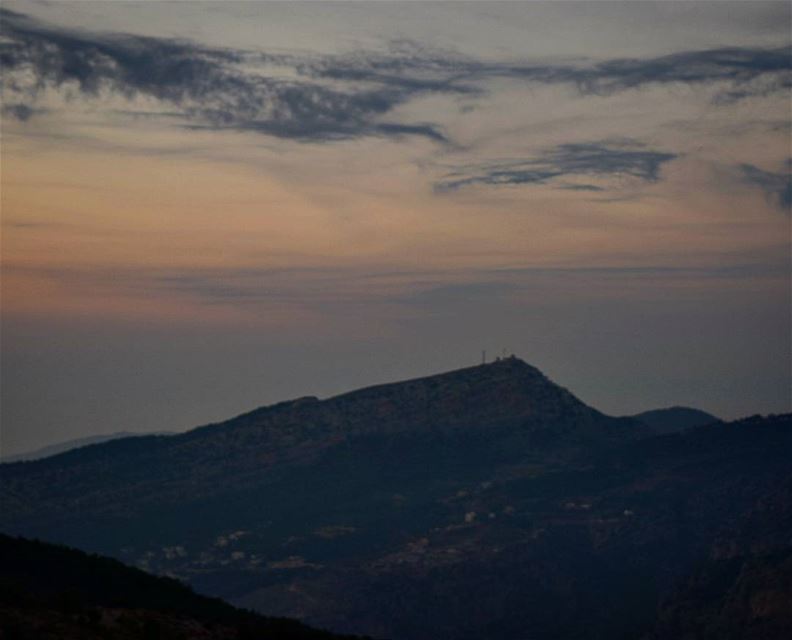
<box><xmin>0</xmin><ymin>431</ymin><xmax>175</xmax><ymax>464</ymax></box>
<box><xmin>628</xmin><ymin>406</ymin><xmax>720</xmax><ymax>435</ymax></box>
<box><xmin>1</xmin><ymin>358</ymin><xmax>790</xmax><ymax>640</ymax></box>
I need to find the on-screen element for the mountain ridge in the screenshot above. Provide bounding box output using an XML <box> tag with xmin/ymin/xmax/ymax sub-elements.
<box><xmin>1</xmin><ymin>357</ymin><xmax>609</xmax><ymax>474</ymax></box>
<box><xmin>190</xmin><ymin>356</ymin><xmax>603</xmax><ymax>438</ymax></box>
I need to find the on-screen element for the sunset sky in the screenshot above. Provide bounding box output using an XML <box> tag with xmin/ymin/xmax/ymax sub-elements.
<box><xmin>1</xmin><ymin>1</ymin><xmax>790</xmax><ymax>456</ymax></box>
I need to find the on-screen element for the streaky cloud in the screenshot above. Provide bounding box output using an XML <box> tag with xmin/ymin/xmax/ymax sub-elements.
<box><xmin>558</xmin><ymin>184</ymin><xmax>606</xmax><ymax>192</ymax></box>
<box><xmin>582</xmin><ymin>46</ymin><xmax>792</xmax><ymax>100</ymax></box>
<box><xmin>435</xmin><ymin>139</ymin><xmax>677</xmax><ymax>192</ymax></box>
<box><xmin>0</xmin><ymin>8</ymin><xmax>447</xmax><ymax>144</ymax></box>
<box><xmin>308</xmin><ymin>40</ymin><xmax>792</xmax><ymax>103</ymax></box>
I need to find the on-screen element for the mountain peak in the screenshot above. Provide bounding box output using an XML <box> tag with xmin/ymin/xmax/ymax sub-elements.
<box><xmin>201</xmin><ymin>356</ymin><xmax>602</xmax><ymax>443</ymax></box>
<box><xmin>332</xmin><ymin>355</ymin><xmax>545</xmax><ymax>399</ymax></box>
<box><xmin>315</xmin><ymin>355</ymin><xmax>599</xmax><ymax>438</ymax></box>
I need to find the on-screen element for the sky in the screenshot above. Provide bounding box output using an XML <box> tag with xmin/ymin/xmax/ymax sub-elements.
<box><xmin>1</xmin><ymin>1</ymin><xmax>790</xmax><ymax>456</ymax></box>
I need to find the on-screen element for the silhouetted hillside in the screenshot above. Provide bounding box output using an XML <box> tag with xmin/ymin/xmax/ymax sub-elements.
<box><xmin>0</xmin><ymin>534</ymin><xmax>367</xmax><ymax>639</ymax></box>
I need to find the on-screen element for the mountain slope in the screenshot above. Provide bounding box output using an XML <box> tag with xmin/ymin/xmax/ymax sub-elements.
<box><xmin>0</xmin><ymin>534</ymin><xmax>366</xmax><ymax>639</ymax></box>
<box><xmin>646</xmin><ymin>474</ymin><xmax>792</xmax><ymax>639</ymax></box>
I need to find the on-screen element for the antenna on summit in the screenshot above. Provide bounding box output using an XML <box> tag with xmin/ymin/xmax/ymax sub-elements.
<box><xmin>482</xmin><ymin>350</ymin><xmax>486</xmax><ymax>365</ymax></box>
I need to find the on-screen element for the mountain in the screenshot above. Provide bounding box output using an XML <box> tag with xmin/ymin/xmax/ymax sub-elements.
<box><xmin>0</xmin><ymin>357</ymin><xmax>625</xmax><ymax>544</ymax></box>
<box><xmin>0</xmin><ymin>533</ymin><xmax>366</xmax><ymax>639</ymax></box>
<box><xmin>630</xmin><ymin>407</ymin><xmax>720</xmax><ymax>435</ymax></box>
<box><xmin>0</xmin><ymin>358</ymin><xmax>789</xmax><ymax>639</ymax></box>
<box><xmin>0</xmin><ymin>431</ymin><xmax>175</xmax><ymax>464</ymax></box>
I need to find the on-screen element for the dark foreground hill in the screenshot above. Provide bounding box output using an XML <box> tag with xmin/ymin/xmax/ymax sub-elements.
<box><xmin>0</xmin><ymin>534</ymin><xmax>366</xmax><ymax>640</ymax></box>
<box><xmin>1</xmin><ymin>358</ymin><xmax>790</xmax><ymax>639</ymax></box>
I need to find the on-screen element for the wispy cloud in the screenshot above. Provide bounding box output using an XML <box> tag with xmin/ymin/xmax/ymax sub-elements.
<box><xmin>310</xmin><ymin>40</ymin><xmax>792</xmax><ymax>103</ymax></box>
<box><xmin>739</xmin><ymin>161</ymin><xmax>792</xmax><ymax>212</ymax></box>
<box><xmin>558</xmin><ymin>184</ymin><xmax>606</xmax><ymax>192</ymax></box>
<box><xmin>0</xmin><ymin>8</ymin><xmax>448</xmax><ymax>143</ymax></box>
<box><xmin>579</xmin><ymin>47</ymin><xmax>791</xmax><ymax>101</ymax></box>
<box><xmin>434</xmin><ymin>139</ymin><xmax>677</xmax><ymax>192</ymax></box>
<box><xmin>2</xmin><ymin>8</ymin><xmax>789</xmax><ymax>146</ymax></box>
